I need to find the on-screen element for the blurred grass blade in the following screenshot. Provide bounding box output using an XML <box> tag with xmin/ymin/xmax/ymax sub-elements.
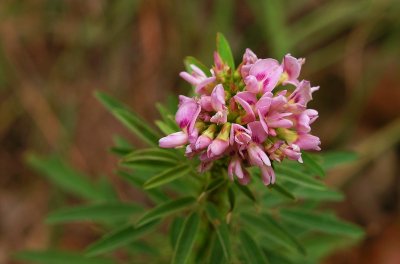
<box><xmin>85</xmin><ymin>220</ymin><xmax>159</xmax><ymax>256</ymax></box>
<box><xmin>143</xmin><ymin>164</ymin><xmax>192</xmax><ymax>190</ymax></box>
<box><xmin>15</xmin><ymin>250</ymin><xmax>113</xmax><ymax>264</ymax></box>
<box><xmin>280</xmin><ymin>208</ymin><xmax>364</xmax><ymax>238</ymax></box>
<box><xmin>228</xmin><ymin>187</ymin><xmax>235</xmax><ymax>211</ymax></box>
<box><xmin>275</xmin><ymin>166</ymin><xmax>327</xmax><ymax>190</ymax></box>
<box><xmin>239</xmin><ymin>230</ymin><xmax>269</xmax><ymax>264</ymax></box>
<box><xmin>205</xmin><ymin>203</ymin><xmax>231</xmax><ymax>262</ymax></box>
<box><xmin>136</xmin><ymin>197</ymin><xmax>195</xmax><ymax>227</ymax></box>
<box><xmin>216</xmin><ymin>33</ymin><xmax>235</xmax><ymax>70</ymax></box>
<box><xmin>184</xmin><ymin>56</ymin><xmax>211</xmax><ymax>76</ymax></box>
<box><xmin>47</xmin><ymin>203</ymin><xmax>143</xmax><ymax>224</ymax></box>
<box><xmin>172</xmin><ymin>212</ymin><xmax>200</xmax><ymax>264</ymax></box>
<box><xmin>155</xmin><ymin>120</ymin><xmax>176</xmax><ymax>135</ymax></box>
<box><xmin>95</xmin><ymin>91</ymin><xmax>159</xmax><ymax>146</ymax></box>
<box><xmin>235</xmin><ymin>181</ymin><xmax>256</xmax><ymax>202</ymax></box>
<box><xmin>27</xmin><ymin>154</ymin><xmax>108</xmax><ymax>201</ymax></box>
<box><xmin>302</xmin><ymin>152</ymin><xmax>325</xmax><ymax>177</ymax></box>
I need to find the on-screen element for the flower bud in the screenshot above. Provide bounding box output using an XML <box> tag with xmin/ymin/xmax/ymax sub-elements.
<box><xmin>159</xmin><ymin>131</ymin><xmax>188</xmax><ymax>148</ymax></box>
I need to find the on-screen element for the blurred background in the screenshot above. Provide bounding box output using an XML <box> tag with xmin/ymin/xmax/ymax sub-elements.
<box><xmin>0</xmin><ymin>0</ymin><xmax>399</xmax><ymax>263</ymax></box>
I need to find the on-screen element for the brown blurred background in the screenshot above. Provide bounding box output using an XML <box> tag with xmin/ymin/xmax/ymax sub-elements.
<box><xmin>0</xmin><ymin>0</ymin><xmax>399</xmax><ymax>263</ymax></box>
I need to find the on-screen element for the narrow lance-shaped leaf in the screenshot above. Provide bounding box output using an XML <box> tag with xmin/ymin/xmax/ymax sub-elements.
<box><xmin>279</xmin><ymin>208</ymin><xmax>364</xmax><ymax>238</ymax></box>
<box><xmin>235</xmin><ymin>181</ymin><xmax>257</xmax><ymax>203</ymax></box>
<box><xmin>216</xmin><ymin>33</ymin><xmax>235</xmax><ymax>70</ymax></box>
<box><xmin>144</xmin><ymin>164</ymin><xmax>192</xmax><ymax>190</ymax></box>
<box><xmin>172</xmin><ymin>212</ymin><xmax>200</xmax><ymax>264</ymax></box>
<box><xmin>15</xmin><ymin>250</ymin><xmax>113</xmax><ymax>264</ymax></box>
<box><xmin>205</xmin><ymin>203</ymin><xmax>231</xmax><ymax>262</ymax></box>
<box><xmin>239</xmin><ymin>230</ymin><xmax>269</xmax><ymax>264</ymax></box>
<box><xmin>241</xmin><ymin>213</ymin><xmax>305</xmax><ymax>255</ymax></box>
<box><xmin>26</xmin><ymin>154</ymin><xmax>108</xmax><ymax>201</ymax></box>
<box><xmin>275</xmin><ymin>166</ymin><xmax>327</xmax><ymax>191</ymax></box>
<box><xmin>170</xmin><ymin>217</ymin><xmax>185</xmax><ymax>249</ymax></box>
<box><xmin>95</xmin><ymin>91</ymin><xmax>159</xmax><ymax>146</ymax></box>
<box><xmin>85</xmin><ymin>220</ymin><xmax>159</xmax><ymax>256</ymax></box>
<box><xmin>321</xmin><ymin>151</ymin><xmax>358</xmax><ymax>170</ymax></box>
<box><xmin>136</xmin><ymin>197</ymin><xmax>196</xmax><ymax>227</ymax></box>
<box><xmin>302</xmin><ymin>152</ymin><xmax>325</xmax><ymax>177</ymax></box>
<box><xmin>46</xmin><ymin>202</ymin><xmax>143</xmax><ymax>224</ymax></box>
<box><xmin>184</xmin><ymin>56</ymin><xmax>211</xmax><ymax>77</ymax></box>
<box><xmin>270</xmin><ymin>182</ymin><xmax>296</xmax><ymax>200</ymax></box>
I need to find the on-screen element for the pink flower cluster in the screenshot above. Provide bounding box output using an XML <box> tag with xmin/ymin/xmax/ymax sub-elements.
<box><xmin>159</xmin><ymin>49</ymin><xmax>320</xmax><ymax>186</ymax></box>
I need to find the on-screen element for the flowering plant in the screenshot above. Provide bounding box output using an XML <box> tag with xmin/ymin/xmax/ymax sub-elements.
<box><xmin>20</xmin><ymin>34</ymin><xmax>363</xmax><ymax>264</ymax></box>
<box><xmin>160</xmin><ymin>37</ymin><xmax>320</xmax><ymax>186</ymax></box>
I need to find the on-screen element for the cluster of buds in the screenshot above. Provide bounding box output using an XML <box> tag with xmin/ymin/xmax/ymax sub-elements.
<box><xmin>159</xmin><ymin>49</ymin><xmax>320</xmax><ymax>186</ymax></box>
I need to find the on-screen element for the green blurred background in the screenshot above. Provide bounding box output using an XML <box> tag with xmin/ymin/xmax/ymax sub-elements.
<box><xmin>0</xmin><ymin>0</ymin><xmax>399</xmax><ymax>263</ymax></box>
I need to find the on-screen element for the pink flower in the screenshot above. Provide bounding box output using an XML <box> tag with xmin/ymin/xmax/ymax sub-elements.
<box><xmin>179</xmin><ymin>65</ymin><xmax>216</xmax><ymax>95</ymax></box>
<box><xmin>261</xmin><ymin>165</ymin><xmax>275</xmax><ymax>185</ymax></box>
<box><xmin>282</xmin><ymin>54</ymin><xmax>305</xmax><ymax>85</ymax></box>
<box><xmin>160</xmin><ymin>48</ymin><xmax>321</xmax><ymax>187</ymax></box>
<box><xmin>228</xmin><ymin>156</ymin><xmax>250</xmax><ymax>185</ymax></box>
<box><xmin>159</xmin><ymin>132</ymin><xmax>188</xmax><ymax>148</ymax></box>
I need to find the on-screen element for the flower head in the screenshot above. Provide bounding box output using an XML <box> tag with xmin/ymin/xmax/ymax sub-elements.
<box><xmin>159</xmin><ymin>48</ymin><xmax>321</xmax><ymax>186</ymax></box>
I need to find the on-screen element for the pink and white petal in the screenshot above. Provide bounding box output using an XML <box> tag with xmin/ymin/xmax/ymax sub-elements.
<box><xmin>248</xmin><ymin>121</ymin><xmax>268</xmax><ymax>143</ymax></box>
<box><xmin>211</xmin><ymin>84</ymin><xmax>225</xmax><ymax>111</ymax></box>
<box><xmin>234</xmin><ymin>95</ymin><xmax>256</xmax><ymax>123</ymax></box>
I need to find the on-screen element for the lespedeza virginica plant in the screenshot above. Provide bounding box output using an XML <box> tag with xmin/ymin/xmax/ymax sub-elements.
<box><xmin>19</xmin><ymin>33</ymin><xmax>364</xmax><ymax>264</ymax></box>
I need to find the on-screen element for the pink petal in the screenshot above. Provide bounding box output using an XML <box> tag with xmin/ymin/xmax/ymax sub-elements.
<box><xmin>159</xmin><ymin>131</ymin><xmax>188</xmax><ymax>148</ymax></box>
<box><xmin>234</xmin><ymin>95</ymin><xmax>256</xmax><ymax>123</ymax></box>
<box><xmin>248</xmin><ymin>121</ymin><xmax>267</xmax><ymax>143</ymax></box>
<box><xmin>260</xmin><ymin>166</ymin><xmax>275</xmax><ymax>185</ymax></box>
<box><xmin>211</xmin><ymin>84</ymin><xmax>225</xmax><ymax>111</ymax></box>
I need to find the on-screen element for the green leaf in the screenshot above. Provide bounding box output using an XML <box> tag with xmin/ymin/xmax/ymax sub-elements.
<box><xmin>172</xmin><ymin>212</ymin><xmax>200</xmax><ymax>264</ymax></box>
<box><xmin>228</xmin><ymin>187</ymin><xmax>235</xmax><ymax>211</ymax></box>
<box><xmin>270</xmin><ymin>182</ymin><xmax>296</xmax><ymax>200</ymax></box>
<box><xmin>155</xmin><ymin>120</ymin><xmax>176</xmax><ymax>135</ymax></box>
<box><xmin>205</xmin><ymin>203</ymin><xmax>231</xmax><ymax>261</ymax></box>
<box><xmin>302</xmin><ymin>152</ymin><xmax>325</xmax><ymax>177</ymax></box>
<box><xmin>27</xmin><ymin>154</ymin><xmax>107</xmax><ymax>201</ymax></box>
<box><xmin>241</xmin><ymin>213</ymin><xmax>305</xmax><ymax>255</ymax></box>
<box><xmin>209</xmin><ymin>233</ymin><xmax>225</xmax><ymax>264</ymax></box>
<box><xmin>294</xmin><ymin>187</ymin><xmax>344</xmax><ymax>202</ymax></box>
<box><xmin>184</xmin><ymin>56</ymin><xmax>211</xmax><ymax>77</ymax></box>
<box><xmin>239</xmin><ymin>230</ymin><xmax>269</xmax><ymax>264</ymax></box>
<box><xmin>85</xmin><ymin>220</ymin><xmax>159</xmax><ymax>256</ymax></box>
<box><xmin>235</xmin><ymin>181</ymin><xmax>257</xmax><ymax>202</ymax></box>
<box><xmin>275</xmin><ymin>166</ymin><xmax>327</xmax><ymax>190</ymax></box>
<box><xmin>279</xmin><ymin>208</ymin><xmax>364</xmax><ymax>238</ymax></box>
<box><xmin>170</xmin><ymin>217</ymin><xmax>185</xmax><ymax>249</ymax></box>
<box><xmin>321</xmin><ymin>151</ymin><xmax>358</xmax><ymax>170</ymax></box>
<box><xmin>205</xmin><ymin>177</ymin><xmax>226</xmax><ymax>193</ymax></box>
<box><xmin>143</xmin><ymin>164</ymin><xmax>192</xmax><ymax>190</ymax></box>
<box><xmin>136</xmin><ymin>197</ymin><xmax>196</xmax><ymax>227</ymax></box>
<box><xmin>117</xmin><ymin>170</ymin><xmax>169</xmax><ymax>203</ymax></box>
<box><xmin>122</xmin><ymin>148</ymin><xmax>178</xmax><ymax>165</ymax></box>
<box><xmin>15</xmin><ymin>250</ymin><xmax>113</xmax><ymax>264</ymax></box>
<box><xmin>95</xmin><ymin>91</ymin><xmax>159</xmax><ymax>146</ymax></box>
<box><xmin>216</xmin><ymin>33</ymin><xmax>235</xmax><ymax>70</ymax></box>
<box><xmin>47</xmin><ymin>202</ymin><xmax>143</xmax><ymax>224</ymax></box>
